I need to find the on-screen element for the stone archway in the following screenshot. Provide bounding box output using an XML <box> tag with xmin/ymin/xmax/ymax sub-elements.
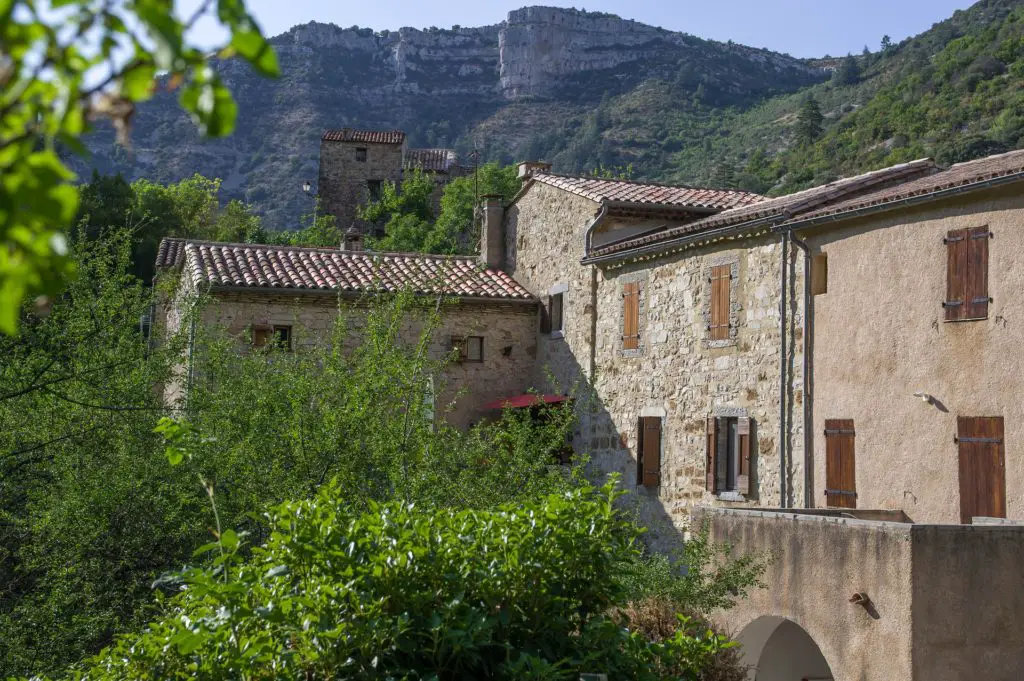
<box><xmin>736</xmin><ymin>616</ymin><xmax>835</xmax><ymax>681</ymax></box>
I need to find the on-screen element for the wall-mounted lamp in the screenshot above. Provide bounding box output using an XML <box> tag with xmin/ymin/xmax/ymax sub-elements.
<box><xmin>913</xmin><ymin>390</ymin><xmax>933</xmax><ymax>405</ymax></box>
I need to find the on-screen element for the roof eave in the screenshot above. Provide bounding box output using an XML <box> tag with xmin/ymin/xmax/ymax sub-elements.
<box><xmin>204</xmin><ymin>284</ymin><xmax>538</xmax><ymax>305</ymax></box>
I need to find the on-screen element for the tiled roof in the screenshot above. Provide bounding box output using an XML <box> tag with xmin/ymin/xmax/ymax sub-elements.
<box><xmin>586</xmin><ymin>159</ymin><xmax>938</xmax><ymax>259</ymax></box>
<box><xmin>533</xmin><ymin>174</ymin><xmax>765</xmax><ymax>211</ymax></box>
<box><xmin>405</xmin><ymin>148</ymin><xmax>458</xmax><ymax>172</ymax></box>
<box><xmin>156</xmin><ymin>239</ymin><xmax>533</xmax><ymax>301</ymax></box>
<box><xmin>321</xmin><ymin>128</ymin><xmax>406</xmax><ymax>145</ymax></box>
<box><xmin>788</xmin><ymin>148</ymin><xmax>1024</xmax><ymax>224</ymax></box>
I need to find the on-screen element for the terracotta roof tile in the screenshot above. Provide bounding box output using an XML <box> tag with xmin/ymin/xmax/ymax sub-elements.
<box><xmin>156</xmin><ymin>239</ymin><xmax>533</xmax><ymax>301</ymax></box>
<box><xmin>789</xmin><ymin>148</ymin><xmax>1024</xmax><ymax>223</ymax></box>
<box><xmin>533</xmin><ymin>174</ymin><xmax>765</xmax><ymax>211</ymax></box>
<box><xmin>321</xmin><ymin>128</ymin><xmax>406</xmax><ymax>145</ymax></box>
<box><xmin>405</xmin><ymin>148</ymin><xmax>459</xmax><ymax>172</ymax></box>
<box><xmin>586</xmin><ymin>158</ymin><xmax>939</xmax><ymax>260</ymax></box>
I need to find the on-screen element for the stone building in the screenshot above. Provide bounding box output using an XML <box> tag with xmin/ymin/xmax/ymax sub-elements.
<box><xmin>317</xmin><ymin>128</ymin><xmax>465</xmax><ymax>236</ymax></box>
<box><xmin>159</xmin><ymin>148</ymin><xmax>1024</xmax><ymax>680</ymax></box>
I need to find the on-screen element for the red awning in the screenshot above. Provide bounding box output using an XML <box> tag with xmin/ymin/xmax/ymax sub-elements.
<box><xmin>482</xmin><ymin>394</ymin><xmax>569</xmax><ymax>410</ymax></box>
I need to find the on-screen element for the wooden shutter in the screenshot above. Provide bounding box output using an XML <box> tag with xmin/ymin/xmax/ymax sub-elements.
<box><xmin>622</xmin><ymin>282</ymin><xmax>640</xmax><ymax>350</ymax></box>
<box><xmin>824</xmin><ymin>419</ymin><xmax>856</xmax><ymax>508</ymax></box>
<box><xmin>710</xmin><ymin>265</ymin><xmax>731</xmax><ymax>340</ymax></box>
<box><xmin>450</xmin><ymin>336</ymin><xmax>467</xmax><ymax>361</ymax></box>
<box><xmin>640</xmin><ymin>417</ymin><xmax>661</xmax><ymax>487</ymax></box>
<box><xmin>252</xmin><ymin>326</ymin><xmax>271</xmax><ymax>348</ymax></box>
<box><xmin>945</xmin><ymin>228</ymin><xmax>990</xmax><ymax>321</ymax></box>
<box><xmin>957</xmin><ymin>416</ymin><xmax>1005</xmax><ymax>523</ymax></box>
<box><xmin>736</xmin><ymin>417</ymin><xmax>752</xmax><ymax>495</ymax></box>
<box><xmin>540</xmin><ymin>296</ymin><xmax>552</xmax><ymax>333</ymax></box>
<box><xmin>705</xmin><ymin>415</ymin><xmax>719</xmax><ymax>493</ymax></box>
<box><xmin>966</xmin><ymin>227</ymin><xmax>990</xmax><ymax>319</ymax></box>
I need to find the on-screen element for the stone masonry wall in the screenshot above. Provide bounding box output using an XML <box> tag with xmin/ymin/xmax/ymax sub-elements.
<box><xmin>593</xmin><ymin>237</ymin><xmax>805</xmax><ymax>538</ymax></box>
<box><xmin>170</xmin><ymin>290</ymin><xmax>537</xmax><ymax>429</ymax></box>
<box><xmin>318</xmin><ymin>140</ymin><xmax>404</xmax><ymax>234</ymax></box>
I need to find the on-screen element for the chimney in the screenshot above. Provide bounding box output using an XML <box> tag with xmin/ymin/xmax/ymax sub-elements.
<box><xmin>479</xmin><ymin>194</ymin><xmax>505</xmax><ymax>270</ymax></box>
<box><xmin>517</xmin><ymin>161</ymin><xmax>552</xmax><ymax>185</ymax></box>
<box><xmin>342</xmin><ymin>225</ymin><xmax>363</xmax><ymax>252</ymax></box>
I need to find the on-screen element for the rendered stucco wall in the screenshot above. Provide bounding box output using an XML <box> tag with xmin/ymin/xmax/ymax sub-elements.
<box><xmin>177</xmin><ymin>291</ymin><xmax>537</xmax><ymax>429</ymax></box>
<box><xmin>805</xmin><ymin>186</ymin><xmax>1024</xmax><ymax>523</ymax></box>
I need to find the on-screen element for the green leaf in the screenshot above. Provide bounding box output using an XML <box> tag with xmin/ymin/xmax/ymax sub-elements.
<box><xmin>220</xmin><ymin>528</ymin><xmax>240</xmax><ymax>551</ymax></box>
<box><xmin>231</xmin><ymin>28</ymin><xmax>279</xmax><ymax>77</ymax></box>
<box><xmin>121</xmin><ymin>63</ymin><xmax>157</xmax><ymax>101</ymax></box>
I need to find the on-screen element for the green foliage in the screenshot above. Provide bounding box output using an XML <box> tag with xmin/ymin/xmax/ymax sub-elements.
<box><xmin>363</xmin><ymin>163</ymin><xmax>520</xmax><ymax>255</ymax></box>
<box><xmin>0</xmin><ymin>0</ymin><xmax>278</xmax><ymax>334</ymax></box>
<box><xmin>832</xmin><ymin>54</ymin><xmax>862</xmax><ymax>86</ymax></box>
<box><xmin>63</xmin><ymin>481</ymin><xmax>732</xmax><ymax>680</ymax></box>
<box><xmin>794</xmin><ymin>96</ymin><xmax>824</xmax><ymax>146</ymax></box>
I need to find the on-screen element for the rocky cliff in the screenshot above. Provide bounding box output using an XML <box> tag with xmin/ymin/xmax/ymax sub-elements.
<box><xmin>77</xmin><ymin>6</ymin><xmax>825</xmax><ymax>228</ymax></box>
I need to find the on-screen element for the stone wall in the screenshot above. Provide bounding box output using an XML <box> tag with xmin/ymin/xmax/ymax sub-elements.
<box><xmin>504</xmin><ymin>181</ymin><xmax>806</xmax><ymax>542</ymax></box>
<box><xmin>592</xmin><ymin>236</ymin><xmax>805</xmax><ymax>538</ymax></box>
<box><xmin>168</xmin><ymin>289</ymin><xmax>538</xmax><ymax>429</ymax></box>
<box><xmin>804</xmin><ymin>185</ymin><xmax>1024</xmax><ymax>523</ymax></box>
<box><xmin>318</xmin><ymin>140</ymin><xmax>404</xmax><ymax>235</ymax></box>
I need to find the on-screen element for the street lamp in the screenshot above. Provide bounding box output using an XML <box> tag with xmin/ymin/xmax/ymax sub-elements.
<box><xmin>302</xmin><ymin>180</ymin><xmax>317</xmax><ymax>227</ymax></box>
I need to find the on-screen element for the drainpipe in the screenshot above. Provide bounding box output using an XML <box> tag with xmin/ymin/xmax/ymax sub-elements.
<box><xmin>778</xmin><ymin>230</ymin><xmax>789</xmax><ymax>508</ymax></box>
<box><xmin>790</xmin><ymin>233</ymin><xmax>812</xmax><ymax>509</ymax></box>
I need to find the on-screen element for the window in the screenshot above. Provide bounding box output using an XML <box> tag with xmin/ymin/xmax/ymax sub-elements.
<box><xmin>824</xmin><ymin>419</ymin><xmax>856</xmax><ymax>508</ymax></box>
<box><xmin>355</xmin><ymin>147</ymin><xmax>367</xmax><ymax>162</ymax></box>
<box><xmin>451</xmin><ymin>335</ymin><xmax>483</xmax><ymax>362</ymax></box>
<box><xmin>367</xmin><ymin>179</ymin><xmax>383</xmax><ymax>202</ymax></box>
<box><xmin>253</xmin><ymin>325</ymin><xmax>292</xmax><ymax>351</ymax></box>
<box><xmin>709</xmin><ymin>264</ymin><xmax>731</xmax><ymax>341</ymax></box>
<box><xmin>811</xmin><ymin>253</ymin><xmax>828</xmax><ymax>296</ymax></box>
<box><xmin>622</xmin><ymin>281</ymin><xmax>640</xmax><ymax>350</ymax></box>
<box><xmin>944</xmin><ymin>227</ymin><xmax>990</xmax><ymax>321</ymax></box>
<box><xmin>549</xmin><ymin>292</ymin><xmax>565</xmax><ymax>335</ymax></box>
<box><xmin>957</xmin><ymin>416</ymin><xmax>1005</xmax><ymax>523</ymax></box>
<box><xmin>636</xmin><ymin>416</ymin><xmax>662</xmax><ymax>487</ymax></box>
<box><xmin>705</xmin><ymin>416</ymin><xmax>751</xmax><ymax>495</ymax></box>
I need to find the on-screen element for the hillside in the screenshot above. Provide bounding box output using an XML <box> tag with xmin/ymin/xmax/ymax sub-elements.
<box><xmin>75</xmin><ymin>0</ymin><xmax>1024</xmax><ymax>229</ymax></box>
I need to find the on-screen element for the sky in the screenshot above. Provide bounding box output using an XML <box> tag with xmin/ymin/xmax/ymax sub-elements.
<box><xmin>184</xmin><ymin>0</ymin><xmax>977</xmax><ymax>58</ymax></box>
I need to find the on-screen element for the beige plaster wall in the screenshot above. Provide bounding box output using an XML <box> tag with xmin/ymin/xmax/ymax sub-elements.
<box><xmin>804</xmin><ymin>186</ymin><xmax>1024</xmax><ymax>523</ymax></box>
<box><xmin>174</xmin><ymin>290</ymin><xmax>537</xmax><ymax>429</ymax></box>
<box><xmin>694</xmin><ymin>506</ymin><xmax>916</xmax><ymax>681</ymax></box>
<box><xmin>592</xmin><ymin>237</ymin><xmax>805</xmax><ymax>537</ymax></box>
<box><xmin>910</xmin><ymin>525</ymin><xmax>1024</xmax><ymax>681</ymax></box>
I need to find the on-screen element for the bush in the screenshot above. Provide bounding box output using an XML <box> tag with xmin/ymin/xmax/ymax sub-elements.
<box><xmin>59</xmin><ymin>482</ymin><xmax>733</xmax><ymax>680</ymax></box>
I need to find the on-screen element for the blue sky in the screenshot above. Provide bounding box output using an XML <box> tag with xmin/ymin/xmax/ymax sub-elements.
<box><xmin>186</xmin><ymin>0</ymin><xmax>976</xmax><ymax>58</ymax></box>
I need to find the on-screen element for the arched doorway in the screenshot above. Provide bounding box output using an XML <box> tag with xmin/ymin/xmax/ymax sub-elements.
<box><xmin>736</xmin><ymin>616</ymin><xmax>835</xmax><ymax>681</ymax></box>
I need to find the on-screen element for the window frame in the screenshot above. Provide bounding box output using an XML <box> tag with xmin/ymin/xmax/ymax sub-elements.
<box><xmin>706</xmin><ymin>414</ymin><xmax>751</xmax><ymax>497</ymax></box>
<box><xmin>355</xmin><ymin>147</ymin><xmax>368</xmax><ymax>162</ymax></box>
<box><xmin>252</xmin><ymin>324</ymin><xmax>293</xmax><ymax>352</ymax></box>
<box><xmin>636</xmin><ymin>415</ymin><xmax>662</xmax><ymax>488</ymax></box>
<box><xmin>451</xmin><ymin>335</ymin><xmax>484</xmax><ymax>363</ymax></box>
<box><xmin>944</xmin><ymin>226</ymin><xmax>990</xmax><ymax>322</ymax></box>
<box><xmin>367</xmin><ymin>179</ymin><xmax>383</xmax><ymax>202</ymax></box>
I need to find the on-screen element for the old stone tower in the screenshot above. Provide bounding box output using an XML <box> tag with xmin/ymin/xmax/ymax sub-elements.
<box><xmin>317</xmin><ymin>128</ymin><xmax>465</xmax><ymax>236</ymax></box>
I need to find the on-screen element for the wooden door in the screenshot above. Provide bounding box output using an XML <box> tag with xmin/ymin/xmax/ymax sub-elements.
<box><xmin>957</xmin><ymin>416</ymin><xmax>1006</xmax><ymax>524</ymax></box>
<box><xmin>824</xmin><ymin>419</ymin><xmax>857</xmax><ymax>509</ymax></box>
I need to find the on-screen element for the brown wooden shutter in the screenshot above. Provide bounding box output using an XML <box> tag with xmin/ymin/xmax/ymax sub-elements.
<box><xmin>824</xmin><ymin>419</ymin><xmax>856</xmax><ymax>508</ymax></box>
<box><xmin>622</xmin><ymin>282</ymin><xmax>640</xmax><ymax>350</ymax></box>
<box><xmin>451</xmin><ymin>336</ymin><xmax>467</xmax><ymax>361</ymax></box>
<box><xmin>709</xmin><ymin>265</ymin><xmax>731</xmax><ymax>340</ymax></box>
<box><xmin>540</xmin><ymin>296</ymin><xmax>552</xmax><ymax>333</ymax></box>
<box><xmin>706</xmin><ymin>415</ymin><xmax>719</xmax><ymax>493</ymax></box>
<box><xmin>641</xmin><ymin>417</ymin><xmax>661</xmax><ymax>487</ymax></box>
<box><xmin>252</xmin><ymin>326</ymin><xmax>271</xmax><ymax>348</ymax></box>
<box><xmin>966</xmin><ymin>227</ymin><xmax>990</xmax><ymax>319</ymax></box>
<box><xmin>636</xmin><ymin>416</ymin><xmax>645</xmax><ymax>486</ymax></box>
<box><xmin>736</xmin><ymin>416</ymin><xmax>752</xmax><ymax>495</ymax></box>
<box><xmin>945</xmin><ymin>228</ymin><xmax>968</xmax><ymax>321</ymax></box>
<box><xmin>957</xmin><ymin>416</ymin><xmax>1005</xmax><ymax>523</ymax></box>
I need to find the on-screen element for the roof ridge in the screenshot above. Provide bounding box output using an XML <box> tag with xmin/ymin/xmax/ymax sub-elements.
<box><xmin>948</xmin><ymin>147</ymin><xmax>1024</xmax><ymax>170</ymax></box>
<box><xmin>537</xmin><ymin>172</ymin><xmax>760</xmax><ymax>196</ymax></box>
<box><xmin>173</xmin><ymin>238</ymin><xmax>480</xmax><ymax>262</ymax></box>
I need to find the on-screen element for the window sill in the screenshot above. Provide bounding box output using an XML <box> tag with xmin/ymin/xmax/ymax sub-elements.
<box><xmin>716</xmin><ymin>491</ymin><xmax>746</xmax><ymax>502</ymax></box>
<box><xmin>943</xmin><ymin>316</ymin><xmax>988</xmax><ymax>323</ymax></box>
<box><xmin>549</xmin><ymin>330</ymin><xmax>565</xmax><ymax>340</ymax></box>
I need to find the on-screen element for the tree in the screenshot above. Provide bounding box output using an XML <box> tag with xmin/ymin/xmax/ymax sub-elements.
<box><xmin>881</xmin><ymin>34</ymin><xmax>894</xmax><ymax>52</ymax></box>
<box><xmin>0</xmin><ymin>0</ymin><xmax>279</xmax><ymax>334</ymax></box>
<box><xmin>833</xmin><ymin>54</ymin><xmax>861</xmax><ymax>86</ymax></box>
<box><xmin>711</xmin><ymin>162</ymin><xmax>737</xmax><ymax>189</ymax></box>
<box><xmin>795</xmin><ymin>96</ymin><xmax>824</xmax><ymax>145</ymax></box>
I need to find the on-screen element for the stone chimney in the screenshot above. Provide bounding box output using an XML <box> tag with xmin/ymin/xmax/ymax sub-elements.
<box><xmin>517</xmin><ymin>161</ymin><xmax>552</xmax><ymax>185</ymax></box>
<box><xmin>342</xmin><ymin>225</ymin><xmax>364</xmax><ymax>252</ymax></box>
<box><xmin>479</xmin><ymin>194</ymin><xmax>505</xmax><ymax>270</ymax></box>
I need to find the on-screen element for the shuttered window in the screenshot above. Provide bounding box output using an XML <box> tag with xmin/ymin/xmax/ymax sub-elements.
<box><xmin>824</xmin><ymin>419</ymin><xmax>856</xmax><ymax>509</ymax></box>
<box><xmin>944</xmin><ymin>227</ymin><xmax>990</xmax><ymax>321</ymax></box>
<box><xmin>957</xmin><ymin>416</ymin><xmax>1006</xmax><ymax>524</ymax></box>
<box><xmin>636</xmin><ymin>416</ymin><xmax>661</xmax><ymax>488</ymax></box>
<box><xmin>709</xmin><ymin>265</ymin><xmax>731</xmax><ymax>340</ymax></box>
<box><xmin>623</xmin><ymin>282</ymin><xmax>640</xmax><ymax>350</ymax></box>
<box><xmin>705</xmin><ymin>416</ymin><xmax>751</xmax><ymax>495</ymax></box>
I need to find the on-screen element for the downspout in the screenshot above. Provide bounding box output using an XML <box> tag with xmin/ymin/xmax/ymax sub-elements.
<box><xmin>790</xmin><ymin>233</ymin><xmax>813</xmax><ymax>509</ymax></box>
<box><xmin>584</xmin><ymin>204</ymin><xmax>609</xmax><ymax>382</ymax></box>
<box><xmin>778</xmin><ymin>230</ymin><xmax>789</xmax><ymax>508</ymax></box>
